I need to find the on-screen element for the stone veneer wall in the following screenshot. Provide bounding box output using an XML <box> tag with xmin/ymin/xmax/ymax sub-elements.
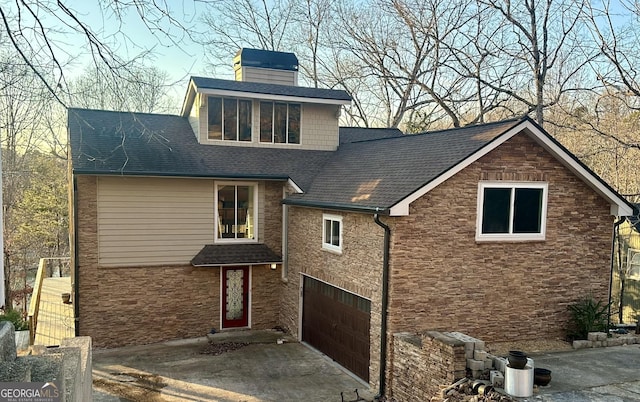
<box><xmin>281</xmin><ymin>208</ymin><xmax>384</xmax><ymax>387</ymax></box>
<box><xmin>261</xmin><ymin>181</ymin><xmax>283</xmax><ymax>254</ymax></box>
<box><xmin>74</xmin><ymin>176</ymin><xmax>281</xmax><ymax>347</ymax></box>
<box><xmin>387</xmin><ymin>134</ymin><xmax>613</xmax><ymax>343</ymax></box>
<box><xmin>390</xmin><ymin>331</ymin><xmax>466</xmax><ymax>402</ymax></box>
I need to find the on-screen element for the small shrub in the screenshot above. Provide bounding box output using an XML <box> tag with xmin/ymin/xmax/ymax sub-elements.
<box><xmin>0</xmin><ymin>309</ymin><xmax>29</xmax><ymax>331</ymax></box>
<box><xmin>566</xmin><ymin>297</ymin><xmax>610</xmax><ymax>340</ymax></box>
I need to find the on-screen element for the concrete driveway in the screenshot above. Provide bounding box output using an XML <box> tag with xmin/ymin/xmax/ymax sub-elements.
<box><xmin>92</xmin><ymin>330</ymin><xmax>376</xmax><ymax>402</ymax></box>
<box><xmin>527</xmin><ymin>344</ymin><xmax>640</xmax><ymax>401</ymax></box>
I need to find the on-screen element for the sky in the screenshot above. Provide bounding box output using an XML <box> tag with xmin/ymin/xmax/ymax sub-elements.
<box><xmin>46</xmin><ymin>1</ymin><xmax>230</xmax><ymax>99</ymax></box>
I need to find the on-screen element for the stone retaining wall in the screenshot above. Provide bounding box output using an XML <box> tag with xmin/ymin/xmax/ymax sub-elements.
<box><xmin>573</xmin><ymin>331</ymin><xmax>640</xmax><ymax>349</ymax></box>
<box><xmin>0</xmin><ymin>322</ymin><xmax>92</xmax><ymax>402</ymax></box>
<box><xmin>390</xmin><ymin>331</ymin><xmax>466</xmax><ymax>401</ymax></box>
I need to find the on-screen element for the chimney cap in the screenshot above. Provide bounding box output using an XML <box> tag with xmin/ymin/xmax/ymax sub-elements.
<box><xmin>234</xmin><ymin>48</ymin><xmax>298</xmax><ymax>71</ymax></box>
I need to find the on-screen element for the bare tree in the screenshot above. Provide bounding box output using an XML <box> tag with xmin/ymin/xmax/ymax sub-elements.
<box><xmin>0</xmin><ymin>52</ymin><xmax>58</xmax><ymax>308</ymax></box>
<box><xmin>68</xmin><ymin>65</ymin><xmax>177</xmax><ymax>114</ymax></box>
<box><xmin>585</xmin><ymin>0</ymin><xmax>640</xmax><ymax>102</ymax></box>
<box><xmin>0</xmin><ymin>1</ymin><xmax>195</xmax><ymax>106</ymax></box>
<box><xmin>477</xmin><ymin>0</ymin><xmax>591</xmax><ymax>126</ymax></box>
<box><xmin>199</xmin><ymin>0</ymin><xmax>296</xmax><ymax>75</ymax></box>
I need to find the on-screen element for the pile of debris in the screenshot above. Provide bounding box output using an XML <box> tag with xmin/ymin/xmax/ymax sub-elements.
<box><xmin>200</xmin><ymin>341</ymin><xmax>249</xmax><ymax>356</ymax></box>
<box><xmin>435</xmin><ymin>379</ymin><xmax>516</xmax><ymax>402</ymax></box>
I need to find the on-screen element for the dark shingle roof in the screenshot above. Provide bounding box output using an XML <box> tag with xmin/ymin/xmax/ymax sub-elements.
<box><xmin>191</xmin><ymin>77</ymin><xmax>351</xmax><ymax>102</ymax></box>
<box><xmin>630</xmin><ymin>203</ymin><xmax>640</xmax><ymax>231</ymax></box>
<box><xmin>339</xmin><ymin>127</ymin><xmax>404</xmax><ymax>144</ymax></box>
<box><xmin>68</xmin><ymin>108</ymin><xmax>333</xmax><ymax>190</ymax></box>
<box><xmin>285</xmin><ymin>119</ymin><xmax>523</xmax><ymax>211</ymax></box>
<box><xmin>68</xmin><ymin>107</ymin><xmax>528</xmax><ymax>212</ymax></box>
<box><xmin>191</xmin><ymin>244</ymin><xmax>282</xmax><ymax>266</ymax></box>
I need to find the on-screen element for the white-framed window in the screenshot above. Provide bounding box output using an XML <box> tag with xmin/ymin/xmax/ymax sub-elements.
<box><xmin>215</xmin><ymin>182</ymin><xmax>258</xmax><ymax>242</ymax></box>
<box><xmin>322</xmin><ymin>214</ymin><xmax>342</xmax><ymax>253</ymax></box>
<box><xmin>476</xmin><ymin>181</ymin><xmax>548</xmax><ymax>242</ymax></box>
<box><xmin>259</xmin><ymin>101</ymin><xmax>301</xmax><ymax>144</ymax></box>
<box><xmin>208</xmin><ymin>96</ymin><xmax>252</xmax><ymax>141</ymax></box>
<box><xmin>628</xmin><ymin>249</ymin><xmax>640</xmax><ymax>280</ymax></box>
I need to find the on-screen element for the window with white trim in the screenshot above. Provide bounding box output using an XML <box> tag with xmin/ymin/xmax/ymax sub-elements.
<box><xmin>322</xmin><ymin>214</ymin><xmax>342</xmax><ymax>252</ymax></box>
<box><xmin>476</xmin><ymin>182</ymin><xmax>548</xmax><ymax>241</ymax></box>
<box><xmin>628</xmin><ymin>249</ymin><xmax>640</xmax><ymax>280</ymax></box>
<box><xmin>215</xmin><ymin>182</ymin><xmax>257</xmax><ymax>242</ymax></box>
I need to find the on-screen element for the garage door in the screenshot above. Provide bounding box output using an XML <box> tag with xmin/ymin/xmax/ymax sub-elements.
<box><xmin>302</xmin><ymin>276</ymin><xmax>371</xmax><ymax>381</ymax></box>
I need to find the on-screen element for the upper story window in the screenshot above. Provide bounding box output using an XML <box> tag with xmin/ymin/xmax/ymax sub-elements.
<box><xmin>259</xmin><ymin>101</ymin><xmax>300</xmax><ymax>144</ymax></box>
<box><xmin>628</xmin><ymin>249</ymin><xmax>640</xmax><ymax>280</ymax></box>
<box><xmin>208</xmin><ymin>97</ymin><xmax>252</xmax><ymax>141</ymax></box>
<box><xmin>216</xmin><ymin>183</ymin><xmax>257</xmax><ymax>242</ymax></box>
<box><xmin>322</xmin><ymin>214</ymin><xmax>342</xmax><ymax>253</ymax></box>
<box><xmin>476</xmin><ymin>182</ymin><xmax>548</xmax><ymax>242</ymax></box>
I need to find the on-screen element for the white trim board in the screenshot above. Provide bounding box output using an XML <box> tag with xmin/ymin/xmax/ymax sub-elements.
<box><xmin>389</xmin><ymin>120</ymin><xmax>633</xmax><ymax>217</ymax></box>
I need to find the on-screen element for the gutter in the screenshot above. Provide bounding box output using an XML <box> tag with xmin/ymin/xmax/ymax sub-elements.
<box><xmin>72</xmin><ymin>175</ymin><xmax>80</xmax><ymax>337</ymax></box>
<box><xmin>284</xmin><ymin>199</ymin><xmax>390</xmax><ymax>215</ymax></box>
<box><xmin>608</xmin><ymin>216</ymin><xmax>626</xmax><ymax>333</ymax></box>
<box><xmin>72</xmin><ymin>170</ymin><xmax>291</xmax><ymax>181</ymax></box>
<box><xmin>373</xmin><ymin>213</ymin><xmax>391</xmax><ymax>398</ymax></box>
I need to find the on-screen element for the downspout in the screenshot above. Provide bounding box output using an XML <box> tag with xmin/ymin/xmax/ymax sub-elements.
<box><xmin>373</xmin><ymin>213</ymin><xmax>390</xmax><ymax>398</ymax></box>
<box><xmin>608</xmin><ymin>216</ymin><xmax>625</xmax><ymax>334</ymax></box>
<box><xmin>72</xmin><ymin>175</ymin><xmax>80</xmax><ymax>336</ymax></box>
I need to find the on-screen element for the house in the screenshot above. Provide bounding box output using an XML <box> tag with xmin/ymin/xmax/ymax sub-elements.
<box><xmin>612</xmin><ymin>203</ymin><xmax>640</xmax><ymax>324</ymax></box>
<box><xmin>67</xmin><ymin>48</ymin><xmax>634</xmax><ymax>393</ymax></box>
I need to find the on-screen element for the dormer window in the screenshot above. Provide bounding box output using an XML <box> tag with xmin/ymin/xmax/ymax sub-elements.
<box><xmin>259</xmin><ymin>101</ymin><xmax>300</xmax><ymax>144</ymax></box>
<box><xmin>208</xmin><ymin>97</ymin><xmax>252</xmax><ymax>141</ymax></box>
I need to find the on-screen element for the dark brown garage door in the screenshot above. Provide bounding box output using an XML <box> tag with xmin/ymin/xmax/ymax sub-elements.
<box><xmin>302</xmin><ymin>276</ymin><xmax>371</xmax><ymax>382</ymax></box>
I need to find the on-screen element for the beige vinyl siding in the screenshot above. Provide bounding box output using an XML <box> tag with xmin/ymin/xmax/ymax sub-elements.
<box><xmin>188</xmin><ymin>93</ymin><xmax>201</xmax><ymax>141</ymax></box>
<box><xmin>97</xmin><ymin>177</ymin><xmax>214</xmax><ymax>267</ymax></box>
<box><xmin>236</xmin><ymin>66</ymin><xmax>297</xmax><ymax>86</ymax></box>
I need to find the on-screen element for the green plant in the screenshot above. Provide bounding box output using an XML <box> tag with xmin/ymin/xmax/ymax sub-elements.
<box><xmin>567</xmin><ymin>297</ymin><xmax>610</xmax><ymax>341</ymax></box>
<box><xmin>0</xmin><ymin>309</ymin><xmax>29</xmax><ymax>331</ymax></box>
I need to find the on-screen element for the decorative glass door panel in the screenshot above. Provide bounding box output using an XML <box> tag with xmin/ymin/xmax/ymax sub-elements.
<box><xmin>222</xmin><ymin>267</ymin><xmax>249</xmax><ymax>328</ymax></box>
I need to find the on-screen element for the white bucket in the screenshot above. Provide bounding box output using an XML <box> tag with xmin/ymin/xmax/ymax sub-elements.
<box><xmin>504</xmin><ymin>363</ymin><xmax>533</xmax><ymax>397</ymax></box>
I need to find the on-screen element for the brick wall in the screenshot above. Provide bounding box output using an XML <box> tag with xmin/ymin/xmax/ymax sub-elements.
<box><xmin>282</xmin><ymin>208</ymin><xmax>385</xmax><ymax>387</ymax></box>
<box><xmin>390</xmin><ymin>332</ymin><xmax>466</xmax><ymax>402</ymax></box>
<box><xmin>75</xmin><ymin>176</ymin><xmax>281</xmax><ymax>347</ymax></box>
<box><xmin>387</xmin><ymin>134</ymin><xmax>614</xmax><ymax>342</ymax></box>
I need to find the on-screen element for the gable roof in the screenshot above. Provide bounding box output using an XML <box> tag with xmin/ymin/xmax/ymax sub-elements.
<box><xmin>284</xmin><ymin>119</ymin><xmax>524</xmax><ymax>213</ymax></box>
<box><xmin>68</xmin><ymin>108</ymin><xmax>333</xmax><ymax>191</ymax></box>
<box><xmin>68</xmin><ymin>108</ymin><xmax>634</xmax><ymax>218</ymax></box>
<box><xmin>339</xmin><ymin>127</ymin><xmax>404</xmax><ymax>144</ymax></box>
<box><xmin>180</xmin><ymin>77</ymin><xmax>351</xmax><ymax>116</ymax></box>
<box><xmin>284</xmin><ymin>117</ymin><xmax>634</xmax><ymax>217</ymax></box>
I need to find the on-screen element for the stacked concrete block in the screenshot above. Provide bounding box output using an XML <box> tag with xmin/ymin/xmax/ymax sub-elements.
<box><xmin>493</xmin><ymin>356</ymin><xmax>508</xmax><ymax>372</ymax></box>
<box><xmin>444</xmin><ymin>332</ymin><xmax>490</xmax><ymax>378</ymax></box>
<box><xmin>587</xmin><ymin>332</ymin><xmax>607</xmax><ymax>341</ymax></box>
<box><xmin>490</xmin><ymin>370</ymin><xmax>504</xmax><ymax>387</ymax></box>
<box><xmin>574</xmin><ymin>332</ymin><xmax>640</xmax><ymax>349</ymax></box>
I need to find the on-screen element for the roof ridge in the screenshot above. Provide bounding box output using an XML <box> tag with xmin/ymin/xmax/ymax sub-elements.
<box><xmin>412</xmin><ymin>117</ymin><xmax>525</xmax><ymax>136</ymax></box>
<box><xmin>68</xmin><ymin>107</ymin><xmax>181</xmax><ymax>118</ymax></box>
<box><xmin>341</xmin><ymin>117</ymin><xmax>525</xmax><ymax>146</ymax></box>
<box><xmin>339</xmin><ymin>126</ymin><xmax>402</xmax><ymax>130</ymax></box>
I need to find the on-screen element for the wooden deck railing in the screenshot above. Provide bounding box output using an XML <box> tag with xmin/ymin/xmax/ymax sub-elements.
<box><xmin>27</xmin><ymin>257</ymin><xmax>71</xmax><ymax>346</ymax></box>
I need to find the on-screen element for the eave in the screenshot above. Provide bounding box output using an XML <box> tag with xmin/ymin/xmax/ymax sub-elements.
<box><xmin>389</xmin><ymin>118</ymin><xmax>634</xmax><ymax>217</ymax></box>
